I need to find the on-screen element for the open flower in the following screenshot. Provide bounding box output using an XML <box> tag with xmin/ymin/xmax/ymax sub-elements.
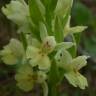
<box><xmin>63</xmin><ymin>16</ymin><xmax>87</xmax><ymax>37</ymax></box>
<box><xmin>15</xmin><ymin>64</ymin><xmax>47</xmax><ymax>92</ymax></box>
<box><xmin>15</xmin><ymin>64</ymin><xmax>34</xmax><ymax>92</ymax></box>
<box><xmin>55</xmin><ymin>48</ymin><xmax>88</xmax><ymax>89</ymax></box>
<box><xmin>26</xmin><ymin>46</ymin><xmax>51</xmax><ymax>70</ymax></box>
<box><xmin>26</xmin><ymin>22</ymin><xmax>74</xmax><ymax>71</ymax></box>
<box><xmin>26</xmin><ymin>34</ymin><xmax>56</xmax><ymax>71</ymax></box>
<box><xmin>0</xmin><ymin>39</ymin><xmax>24</xmax><ymax>65</ymax></box>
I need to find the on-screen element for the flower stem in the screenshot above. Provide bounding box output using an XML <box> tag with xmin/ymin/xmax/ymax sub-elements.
<box><xmin>48</xmin><ymin>84</ymin><xmax>58</xmax><ymax>96</ymax></box>
<box><xmin>20</xmin><ymin>32</ymin><xmax>27</xmax><ymax>50</ymax></box>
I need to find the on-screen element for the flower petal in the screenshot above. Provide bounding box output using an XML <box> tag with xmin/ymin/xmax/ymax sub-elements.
<box><xmin>26</xmin><ymin>45</ymin><xmax>51</xmax><ymax>70</ymax></box>
<box><xmin>17</xmin><ymin>81</ymin><xmax>33</xmax><ymax>92</ymax></box>
<box><xmin>64</xmin><ymin>72</ymin><xmax>88</xmax><ymax>89</ymax></box>
<box><xmin>9</xmin><ymin>39</ymin><xmax>24</xmax><ymax>57</ymax></box>
<box><xmin>43</xmin><ymin>36</ymin><xmax>56</xmax><ymax>53</ymax></box>
<box><xmin>1</xmin><ymin>53</ymin><xmax>17</xmax><ymax>65</ymax></box>
<box><xmin>63</xmin><ymin>15</ymin><xmax>87</xmax><ymax>37</ymax></box>
<box><xmin>55</xmin><ymin>42</ymin><xmax>75</xmax><ymax>50</ymax></box>
<box><xmin>55</xmin><ymin>48</ymin><xmax>72</xmax><ymax>68</ymax></box>
<box><xmin>15</xmin><ymin>64</ymin><xmax>34</xmax><ymax>92</ymax></box>
<box><xmin>38</xmin><ymin>55</ymin><xmax>51</xmax><ymax>70</ymax></box>
<box><xmin>0</xmin><ymin>39</ymin><xmax>24</xmax><ymax>65</ymax></box>
<box><xmin>37</xmin><ymin>71</ymin><xmax>47</xmax><ymax>83</ymax></box>
<box><xmin>65</xmin><ymin>72</ymin><xmax>78</xmax><ymax>87</ymax></box>
<box><xmin>69</xmin><ymin>26</ymin><xmax>87</xmax><ymax>34</ymax></box>
<box><xmin>71</xmin><ymin>56</ymin><xmax>88</xmax><ymax>70</ymax></box>
<box><xmin>76</xmin><ymin>73</ymin><xmax>88</xmax><ymax>89</ymax></box>
<box><xmin>26</xmin><ymin>46</ymin><xmax>40</xmax><ymax>67</ymax></box>
<box><xmin>26</xmin><ymin>35</ymin><xmax>41</xmax><ymax>48</ymax></box>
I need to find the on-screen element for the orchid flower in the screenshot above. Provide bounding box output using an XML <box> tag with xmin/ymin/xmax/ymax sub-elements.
<box><xmin>15</xmin><ymin>64</ymin><xmax>34</xmax><ymax>92</ymax></box>
<box><xmin>55</xmin><ymin>48</ymin><xmax>88</xmax><ymax>89</ymax></box>
<box><xmin>2</xmin><ymin>0</ymin><xmax>32</xmax><ymax>34</ymax></box>
<box><xmin>63</xmin><ymin>16</ymin><xmax>87</xmax><ymax>37</ymax></box>
<box><xmin>15</xmin><ymin>64</ymin><xmax>47</xmax><ymax>92</ymax></box>
<box><xmin>0</xmin><ymin>39</ymin><xmax>25</xmax><ymax>65</ymax></box>
<box><xmin>0</xmin><ymin>0</ymin><xmax>89</xmax><ymax>94</ymax></box>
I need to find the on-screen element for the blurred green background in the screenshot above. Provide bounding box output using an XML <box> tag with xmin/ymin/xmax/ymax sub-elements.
<box><xmin>0</xmin><ymin>0</ymin><xmax>96</xmax><ymax>96</ymax></box>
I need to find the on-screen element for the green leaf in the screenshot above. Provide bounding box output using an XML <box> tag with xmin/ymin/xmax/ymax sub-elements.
<box><xmin>41</xmin><ymin>0</ymin><xmax>58</xmax><ymax>36</ymax></box>
<box><xmin>68</xmin><ymin>35</ymin><xmax>77</xmax><ymax>58</ymax></box>
<box><xmin>49</xmin><ymin>57</ymin><xmax>68</xmax><ymax>85</ymax></box>
<box><xmin>41</xmin><ymin>0</ymin><xmax>58</xmax><ymax>12</ymax></box>
<box><xmin>29</xmin><ymin>0</ymin><xmax>45</xmax><ymax>25</ymax></box>
<box><xmin>62</xmin><ymin>9</ymin><xmax>71</xmax><ymax>27</ymax></box>
<box><xmin>74</xmin><ymin>33</ymin><xmax>81</xmax><ymax>46</ymax></box>
<box><xmin>48</xmin><ymin>60</ymin><xmax>59</xmax><ymax>96</ymax></box>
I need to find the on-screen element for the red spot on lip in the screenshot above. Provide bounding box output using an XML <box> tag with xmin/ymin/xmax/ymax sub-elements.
<box><xmin>46</xmin><ymin>41</ymin><xmax>49</xmax><ymax>45</ymax></box>
<box><xmin>38</xmin><ymin>51</ymin><xmax>42</xmax><ymax>54</ymax></box>
<box><xmin>42</xmin><ymin>54</ymin><xmax>44</xmax><ymax>56</ymax></box>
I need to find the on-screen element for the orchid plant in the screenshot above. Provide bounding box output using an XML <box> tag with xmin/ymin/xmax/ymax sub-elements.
<box><xmin>0</xmin><ymin>0</ymin><xmax>89</xmax><ymax>96</ymax></box>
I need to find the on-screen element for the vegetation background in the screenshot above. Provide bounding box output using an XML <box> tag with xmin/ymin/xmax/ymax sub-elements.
<box><xmin>0</xmin><ymin>0</ymin><xmax>96</xmax><ymax>96</ymax></box>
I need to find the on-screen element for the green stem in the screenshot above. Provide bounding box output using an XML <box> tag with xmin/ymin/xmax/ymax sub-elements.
<box><xmin>72</xmin><ymin>34</ymin><xmax>77</xmax><ymax>57</ymax></box>
<box><xmin>49</xmin><ymin>85</ymin><xmax>58</xmax><ymax>96</ymax></box>
<box><xmin>51</xmin><ymin>86</ymin><xmax>58</xmax><ymax>96</ymax></box>
<box><xmin>48</xmin><ymin>59</ymin><xmax>60</xmax><ymax>96</ymax></box>
<box><xmin>68</xmin><ymin>34</ymin><xmax>77</xmax><ymax>58</ymax></box>
<box><xmin>20</xmin><ymin>32</ymin><xmax>27</xmax><ymax>50</ymax></box>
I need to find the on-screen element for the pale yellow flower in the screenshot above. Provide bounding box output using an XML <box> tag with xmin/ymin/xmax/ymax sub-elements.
<box><xmin>55</xmin><ymin>48</ymin><xmax>88</xmax><ymax>89</ymax></box>
<box><xmin>0</xmin><ymin>39</ymin><xmax>24</xmax><ymax>65</ymax></box>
